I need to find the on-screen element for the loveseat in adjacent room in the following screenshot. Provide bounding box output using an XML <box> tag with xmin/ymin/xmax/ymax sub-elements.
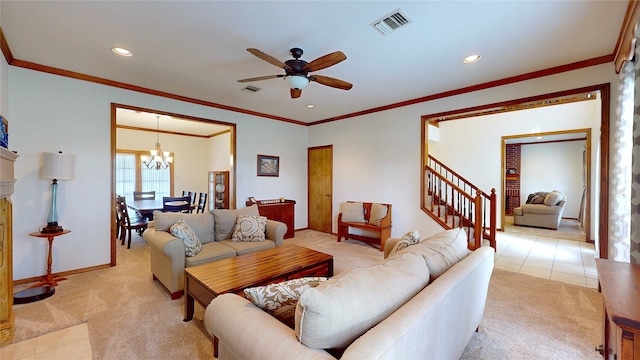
<box><xmin>513</xmin><ymin>190</ymin><xmax>566</xmax><ymax>230</ymax></box>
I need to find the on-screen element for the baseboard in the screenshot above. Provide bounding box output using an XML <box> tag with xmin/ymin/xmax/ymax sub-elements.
<box><xmin>13</xmin><ymin>263</ymin><xmax>112</xmax><ymax>286</ymax></box>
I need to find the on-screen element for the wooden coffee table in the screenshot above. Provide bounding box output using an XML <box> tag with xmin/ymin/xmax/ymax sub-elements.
<box><xmin>183</xmin><ymin>244</ymin><xmax>334</xmax><ymax>321</ymax></box>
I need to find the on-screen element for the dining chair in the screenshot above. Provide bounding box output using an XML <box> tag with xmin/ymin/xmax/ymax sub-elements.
<box><xmin>196</xmin><ymin>192</ymin><xmax>208</xmax><ymax>213</ymax></box>
<box><xmin>115</xmin><ymin>195</ymin><xmax>122</xmax><ymax>239</ymax></box>
<box><xmin>134</xmin><ymin>191</ymin><xmax>156</xmax><ymax>200</ymax></box>
<box><xmin>183</xmin><ymin>191</ymin><xmax>198</xmax><ymax>212</ymax></box>
<box><xmin>116</xmin><ymin>196</ymin><xmax>149</xmax><ymax>249</ymax></box>
<box><xmin>162</xmin><ymin>196</ymin><xmax>192</xmax><ymax>213</ymax></box>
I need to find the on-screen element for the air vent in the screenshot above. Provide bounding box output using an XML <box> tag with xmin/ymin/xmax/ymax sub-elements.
<box><xmin>242</xmin><ymin>85</ymin><xmax>261</xmax><ymax>92</ymax></box>
<box><xmin>371</xmin><ymin>10</ymin><xmax>411</xmax><ymax>35</ymax></box>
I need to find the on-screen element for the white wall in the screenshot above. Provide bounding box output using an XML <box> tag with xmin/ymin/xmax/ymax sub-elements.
<box><xmin>521</xmin><ymin>141</ymin><xmax>585</xmax><ymax>218</ymax></box>
<box><xmin>310</xmin><ymin>63</ymin><xmax>615</xmax><ymax>242</ymax></box>
<box><xmin>7</xmin><ymin>60</ymin><xmax>618</xmax><ymax>280</ymax></box>
<box><xmin>8</xmin><ymin>67</ymin><xmax>308</xmax><ymax>281</ymax></box>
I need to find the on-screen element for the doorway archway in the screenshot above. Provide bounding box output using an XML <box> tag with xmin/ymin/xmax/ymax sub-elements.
<box><xmin>110</xmin><ymin>103</ymin><xmax>237</xmax><ymax>265</ymax></box>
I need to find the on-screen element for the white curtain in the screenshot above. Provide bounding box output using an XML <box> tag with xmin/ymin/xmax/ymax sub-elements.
<box><xmin>630</xmin><ymin>37</ymin><xmax>640</xmax><ymax>264</ymax></box>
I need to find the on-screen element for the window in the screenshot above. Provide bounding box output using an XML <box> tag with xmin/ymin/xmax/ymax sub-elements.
<box><xmin>116</xmin><ymin>150</ymin><xmax>173</xmax><ymax>201</ymax></box>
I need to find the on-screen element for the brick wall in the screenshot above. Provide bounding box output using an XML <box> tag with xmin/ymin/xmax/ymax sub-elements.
<box><xmin>505</xmin><ymin>144</ymin><xmax>521</xmax><ymax>215</ymax></box>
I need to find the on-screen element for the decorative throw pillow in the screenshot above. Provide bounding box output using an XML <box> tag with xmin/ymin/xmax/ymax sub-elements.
<box><xmin>543</xmin><ymin>190</ymin><xmax>564</xmax><ymax>206</ymax></box>
<box><xmin>526</xmin><ymin>191</ymin><xmax>549</xmax><ymax>204</ymax></box>
<box><xmin>368</xmin><ymin>203</ymin><xmax>388</xmax><ymax>226</ymax></box>
<box><xmin>340</xmin><ymin>202</ymin><xmax>365</xmax><ymax>222</ymax></box>
<box><xmin>169</xmin><ymin>220</ymin><xmax>202</xmax><ymax>257</ymax></box>
<box><xmin>244</xmin><ymin>277</ymin><xmax>328</xmax><ymax>329</ymax></box>
<box><xmin>388</xmin><ymin>230</ymin><xmax>420</xmax><ymax>257</ymax></box>
<box><xmin>211</xmin><ymin>204</ymin><xmax>260</xmax><ymax>241</ymax></box>
<box><xmin>232</xmin><ymin>215</ymin><xmax>267</xmax><ymax>242</ymax></box>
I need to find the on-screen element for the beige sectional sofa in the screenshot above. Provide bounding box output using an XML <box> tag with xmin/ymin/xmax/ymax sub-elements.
<box><xmin>142</xmin><ymin>205</ymin><xmax>287</xmax><ymax>299</ymax></box>
<box><xmin>204</xmin><ymin>228</ymin><xmax>495</xmax><ymax>359</ymax></box>
<box><xmin>513</xmin><ymin>190</ymin><xmax>566</xmax><ymax>230</ymax></box>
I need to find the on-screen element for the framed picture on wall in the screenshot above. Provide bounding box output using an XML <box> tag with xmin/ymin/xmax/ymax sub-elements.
<box><xmin>257</xmin><ymin>154</ymin><xmax>279</xmax><ymax>177</ymax></box>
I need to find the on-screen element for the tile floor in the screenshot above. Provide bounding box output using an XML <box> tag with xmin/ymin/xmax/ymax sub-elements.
<box><xmin>0</xmin><ymin>323</ymin><xmax>92</xmax><ymax>360</ymax></box>
<box><xmin>1</xmin><ymin>228</ymin><xmax>597</xmax><ymax>358</ymax></box>
<box><xmin>494</xmin><ymin>230</ymin><xmax>598</xmax><ymax>288</ymax></box>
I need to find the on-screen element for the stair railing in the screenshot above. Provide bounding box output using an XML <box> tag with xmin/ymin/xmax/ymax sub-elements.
<box><xmin>424</xmin><ymin>156</ymin><xmax>496</xmax><ymax>250</ymax></box>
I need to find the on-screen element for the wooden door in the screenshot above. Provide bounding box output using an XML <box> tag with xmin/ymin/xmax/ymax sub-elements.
<box><xmin>308</xmin><ymin>146</ymin><xmax>333</xmax><ymax>233</ymax></box>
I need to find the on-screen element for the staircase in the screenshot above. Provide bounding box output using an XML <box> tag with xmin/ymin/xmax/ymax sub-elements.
<box><xmin>424</xmin><ymin>155</ymin><xmax>496</xmax><ymax>250</ymax></box>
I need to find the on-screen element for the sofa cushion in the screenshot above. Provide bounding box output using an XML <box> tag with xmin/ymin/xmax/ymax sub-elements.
<box><xmin>543</xmin><ymin>190</ymin><xmax>564</xmax><ymax>206</ymax></box>
<box><xmin>368</xmin><ymin>203</ymin><xmax>388</xmax><ymax>226</ymax></box>
<box><xmin>394</xmin><ymin>228</ymin><xmax>471</xmax><ymax>283</ymax></box>
<box><xmin>387</xmin><ymin>230</ymin><xmax>420</xmax><ymax>257</ymax></box>
<box><xmin>185</xmin><ymin>241</ymin><xmax>236</xmax><ymax>267</ymax></box>
<box><xmin>520</xmin><ymin>203</ymin><xmax>564</xmax><ymax>215</ymax></box>
<box><xmin>232</xmin><ymin>215</ymin><xmax>267</xmax><ymax>242</ymax></box>
<box><xmin>244</xmin><ymin>277</ymin><xmax>328</xmax><ymax>329</ymax></box>
<box><xmin>219</xmin><ymin>239</ymin><xmax>276</xmax><ymax>256</ymax></box>
<box><xmin>211</xmin><ymin>205</ymin><xmax>260</xmax><ymax>241</ymax></box>
<box><xmin>295</xmin><ymin>252</ymin><xmax>429</xmax><ymax>349</ymax></box>
<box><xmin>340</xmin><ymin>202</ymin><xmax>365</xmax><ymax>222</ymax></box>
<box><xmin>153</xmin><ymin>211</ymin><xmax>216</xmax><ymax>244</ymax></box>
<box><xmin>169</xmin><ymin>220</ymin><xmax>202</xmax><ymax>256</ymax></box>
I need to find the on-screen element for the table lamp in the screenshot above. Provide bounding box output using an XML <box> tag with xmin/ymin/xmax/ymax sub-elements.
<box><xmin>41</xmin><ymin>151</ymin><xmax>76</xmax><ymax>233</ymax></box>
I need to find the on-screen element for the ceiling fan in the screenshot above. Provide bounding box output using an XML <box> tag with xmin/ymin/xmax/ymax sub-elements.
<box><xmin>238</xmin><ymin>47</ymin><xmax>353</xmax><ymax>99</ymax></box>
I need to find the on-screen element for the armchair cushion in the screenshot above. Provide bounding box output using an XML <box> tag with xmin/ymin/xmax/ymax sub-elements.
<box><xmin>232</xmin><ymin>215</ymin><xmax>267</xmax><ymax>242</ymax></box>
<box><xmin>212</xmin><ymin>205</ymin><xmax>260</xmax><ymax>241</ymax></box>
<box><xmin>153</xmin><ymin>211</ymin><xmax>215</xmax><ymax>244</ymax></box>
<box><xmin>368</xmin><ymin>203</ymin><xmax>388</xmax><ymax>226</ymax></box>
<box><xmin>169</xmin><ymin>220</ymin><xmax>202</xmax><ymax>256</ymax></box>
<box><xmin>339</xmin><ymin>202</ymin><xmax>365</xmax><ymax>222</ymax></box>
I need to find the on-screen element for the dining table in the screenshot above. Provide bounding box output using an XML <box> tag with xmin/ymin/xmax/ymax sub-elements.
<box><xmin>127</xmin><ymin>198</ymin><xmax>195</xmax><ymax>220</ymax></box>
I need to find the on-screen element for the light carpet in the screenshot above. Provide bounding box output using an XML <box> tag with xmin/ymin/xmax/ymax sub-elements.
<box><xmin>10</xmin><ymin>229</ymin><xmax>602</xmax><ymax>359</ymax></box>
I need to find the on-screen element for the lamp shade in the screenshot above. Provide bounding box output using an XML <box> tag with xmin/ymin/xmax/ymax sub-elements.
<box><xmin>285</xmin><ymin>75</ymin><xmax>310</xmax><ymax>89</ymax></box>
<box><xmin>42</xmin><ymin>152</ymin><xmax>76</xmax><ymax>180</ymax></box>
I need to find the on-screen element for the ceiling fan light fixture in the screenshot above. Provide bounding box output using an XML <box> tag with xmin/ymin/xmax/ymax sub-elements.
<box><xmin>285</xmin><ymin>75</ymin><xmax>310</xmax><ymax>89</ymax></box>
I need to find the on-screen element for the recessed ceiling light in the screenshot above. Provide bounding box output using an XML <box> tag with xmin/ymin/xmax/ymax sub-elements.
<box><xmin>463</xmin><ymin>54</ymin><xmax>481</xmax><ymax>63</ymax></box>
<box><xmin>111</xmin><ymin>47</ymin><xmax>132</xmax><ymax>57</ymax></box>
<box><xmin>536</xmin><ymin>136</ymin><xmax>543</xmax><ymax>140</ymax></box>
<box><xmin>306</xmin><ymin>104</ymin><xmax>315</xmax><ymax>108</ymax></box>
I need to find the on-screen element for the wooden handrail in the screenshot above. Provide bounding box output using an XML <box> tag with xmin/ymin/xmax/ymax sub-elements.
<box><xmin>428</xmin><ymin>155</ymin><xmax>489</xmax><ymax>198</ymax></box>
<box><xmin>424</xmin><ymin>156</ymin><xmax>496</xmax><ymax>251</ymax></box>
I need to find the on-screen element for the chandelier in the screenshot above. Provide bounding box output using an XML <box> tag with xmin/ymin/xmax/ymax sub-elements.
<box><xmin>141</xmin><ymin>116</ymin><xmax>173</xmax><ymax>170</ymax></box>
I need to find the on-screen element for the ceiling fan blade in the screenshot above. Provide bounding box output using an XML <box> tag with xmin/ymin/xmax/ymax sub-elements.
<box><xmin>311</xmin><ymin>75</ymin><xmax>353</xmax><ymax>90</ymax></box>
<box><xmin>247</xmin><ymin>48</ymin><xmax>291</xmax><ymax>70</ymax></box>
<box><xmin>304</xmin><ymin>51</ymin><xmax>347</xmax><ymax>72</ymax></box>
<box><xmin>291</xmin><ymin>88</ymin><xmax>302</xmax><ymax>99</ymax></box>
<box><xmin>237</xmin><ymin>74</ymin><xmax>284</xmax><ymax>83</ymax></box>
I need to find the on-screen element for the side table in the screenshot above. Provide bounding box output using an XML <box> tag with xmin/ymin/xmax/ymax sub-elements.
<box><xmin>28</xmin><ymin>229</ymin><xmax>70</xmax><ymax>287</ymax></box>
<box><xmin>14</xmin><ymin>230</ymin><xmax>70</xmax><ymax>305</ymax></box>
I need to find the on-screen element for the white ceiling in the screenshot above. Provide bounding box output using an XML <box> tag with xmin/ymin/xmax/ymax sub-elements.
<box><xmin>0</xmin><ymin>1</ymin><xmax>628</xmax><ymax>132</ymax></box>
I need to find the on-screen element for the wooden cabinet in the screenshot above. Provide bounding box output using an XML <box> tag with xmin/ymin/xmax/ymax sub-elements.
<box><xmin>209</xmin><ymin>171</ymin><xmax>229</xmax><ymax>209</ymax></box>
<box><xmin>0</xmin><ymin>147</ymin><xmax>18</xmax><ymax>346</ymax></box>
<box><xmin>596</xmin><ymin>259</ymin><xmax>640</xmax><ymax>360</ymax></box>
<box><xmin>246</xmin><ymin>199</ymin><xmax>295</xmax><ymax>239</ymax></box>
